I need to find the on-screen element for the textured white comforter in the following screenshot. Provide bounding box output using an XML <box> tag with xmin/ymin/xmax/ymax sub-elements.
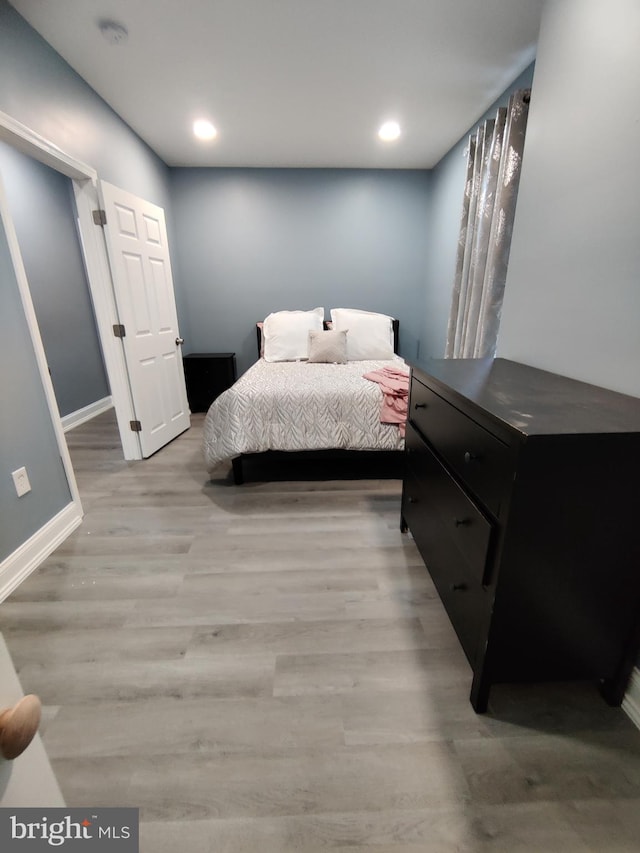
<box><xmin>203</xmin><ymin>356</ymin><xmax>406</xmax><ymax>469</ymax></box>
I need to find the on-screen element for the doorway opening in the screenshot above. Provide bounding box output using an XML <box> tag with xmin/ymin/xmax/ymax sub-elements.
<box><xmin>0</xmin><ymin>110</ymin><xmax>149</xmax><ymax>464</ymax></box>
<box><xmin>0</xmin><ymin>141</ymin><xmax>113</xmax><ymax>439</ymax></box>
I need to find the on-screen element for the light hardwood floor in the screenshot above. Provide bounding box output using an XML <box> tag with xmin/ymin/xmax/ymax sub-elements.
<box><xmin>3</xmin><ymin>410</ymin><xmax>640</xmax><ymax>852</ymax></box>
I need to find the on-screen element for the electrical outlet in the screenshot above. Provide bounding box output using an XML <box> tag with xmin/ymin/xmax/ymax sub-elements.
<box><xmin>11</xmin><ymin>467</ymin><xmax>31</xmax><ymax>498</ymax></box>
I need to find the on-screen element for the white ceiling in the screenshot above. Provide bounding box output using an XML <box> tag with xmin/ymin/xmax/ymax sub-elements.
<box><xmin>10</xmin><ymin>0</ymin><xmax>544</xmax><ymax>169</ymax></box>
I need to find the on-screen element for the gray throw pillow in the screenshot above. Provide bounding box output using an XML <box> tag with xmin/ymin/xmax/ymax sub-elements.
<box><xmin>308</xmin><ymin>329</ymin><xmax>348</xmax><ymax>364</ymax></box>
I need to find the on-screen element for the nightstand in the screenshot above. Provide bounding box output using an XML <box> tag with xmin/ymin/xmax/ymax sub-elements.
<box><xmin>182</xmin><ymin>352</ymin><xmax>237</xmax><ymax>412</ymax></box>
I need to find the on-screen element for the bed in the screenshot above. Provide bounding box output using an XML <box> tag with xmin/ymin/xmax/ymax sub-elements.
<box><xmin>203</xmin><ymin>309</ymin><xmax>408</xmax><ymax>483</ymax></box>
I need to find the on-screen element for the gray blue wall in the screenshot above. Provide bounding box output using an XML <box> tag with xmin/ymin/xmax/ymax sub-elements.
<box><xmin>0</xmin><ymin>141</ymin><xmax>110</xmax><ymax>417</ymax></box>
<box><xmin>0</xmin><ymin>0</ymin><xmax>174</xmax><ymax>562</ymax></box>
<box><xmin>423</xmin><ymin>63</ymin><xmax>536</xmax><ymax>358</ymax></box>
<box><xmin>169</xmin><ymin>168</ymin><xmax>431</xmax><ymax>375</ymax></box>
<box><xmin>497</xmin><ymin>0</ymin><xmax>640</xmax><ymax>399</ymax></box>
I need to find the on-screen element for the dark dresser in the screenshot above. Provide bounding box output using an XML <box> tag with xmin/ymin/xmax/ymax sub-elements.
<box><xmin>182</xmin><ymin>353</ymin><xmax>237</xmax><ymax>413</ymax></box>
<box><xmin>401</xmin><ymin>358</ymin><xmax>640</xmax><ymax>712</ymax></box>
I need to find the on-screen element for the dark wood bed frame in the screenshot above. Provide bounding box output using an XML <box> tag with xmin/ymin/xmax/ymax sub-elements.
<box><xmin>231</xmin><ymin>319</ymin><xmax>402</xmax><ymax>484</ymax></box>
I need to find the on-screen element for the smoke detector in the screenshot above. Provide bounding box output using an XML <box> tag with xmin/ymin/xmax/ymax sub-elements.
<box><xmin>98</xmin><ymin>19</ymin><xmax>128</xmax><ymax>45</ymax></box>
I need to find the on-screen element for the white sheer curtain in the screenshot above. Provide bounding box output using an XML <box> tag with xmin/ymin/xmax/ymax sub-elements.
<box><xmin>445</xmin><ymin>89</ymin><xmax>530</xmax><ymax>359</ymax></box>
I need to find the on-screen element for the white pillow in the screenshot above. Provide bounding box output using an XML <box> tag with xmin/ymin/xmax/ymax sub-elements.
<box><xmin>330</xmin><ymin>308</ymin><xmax>394</xmax><ymax>360</ymax></box>
<box><xmin>263</xmin><ymin>308</ymin><xmax>324</xmax><ymax>362</ymax></box>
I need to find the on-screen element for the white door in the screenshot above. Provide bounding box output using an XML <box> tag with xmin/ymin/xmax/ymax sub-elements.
<box><xmin>100</xmin><ymin>181</ymin><xmax>190</xmax><ymax>457</ymax></box>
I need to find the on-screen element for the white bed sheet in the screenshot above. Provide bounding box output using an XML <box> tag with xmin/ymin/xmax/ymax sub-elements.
<box><xmin>203</xmin><ymin>356</ymin><xmax>406</xmax><ymax>469</ymax></box>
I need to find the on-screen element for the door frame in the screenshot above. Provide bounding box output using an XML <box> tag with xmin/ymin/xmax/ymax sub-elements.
<box><xmin>0</xmin><ymin>109</ymin><xmax>143</xmax><ymax>461</ymax></box>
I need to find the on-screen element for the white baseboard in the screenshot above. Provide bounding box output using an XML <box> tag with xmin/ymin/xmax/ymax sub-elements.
<box><xmin>0</xmin><ymin>502</ymin><xmax>83</xmax><ymax>602</ymax></box>
<box><xmin>622</xmin><ymin>667</ymin><xmax>640</xmax><ymax>731</ymax></box>
<box><xmin>61</xmin><ymin>395</ymin><xmax>112</xmax><ymax>432</ymax></box>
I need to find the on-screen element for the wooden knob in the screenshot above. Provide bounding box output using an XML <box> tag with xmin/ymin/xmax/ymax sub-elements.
<box><xmin>0</xmin><ymin>694</ymin><xmax>42</xmax><ymax>760</ymax></box>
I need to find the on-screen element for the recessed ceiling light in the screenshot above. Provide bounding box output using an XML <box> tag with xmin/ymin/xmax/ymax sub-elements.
<box><xmin>378</xmin><ymin>121</ymin><xmax>401</xmax><ymax>142</ymax></box>
<box><xmin>193</xmin><ymin>119</ymin><xmax>217</xmax><ymax>141</ymax></box>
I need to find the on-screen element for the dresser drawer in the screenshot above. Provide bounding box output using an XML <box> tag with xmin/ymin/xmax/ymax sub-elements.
<box><xmin>405</xmin><ymin>424</ymin><xmax>493</xmax><ymax>581</ymax></box>
<box><xmin>403</xmin><ymin>426</ymin><xmax>493</xmax><ymax>662</ymax></box>
<box><xmin>409</xmin><ymin>378</ymin><xmax>513</xmax><ymax>517</ymax></box>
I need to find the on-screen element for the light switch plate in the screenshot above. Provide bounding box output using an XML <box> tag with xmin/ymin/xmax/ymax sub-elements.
<box><xmin>11</xmin><ymin>466</ymin><xmax>31</xmax><ymax>497</ymax></box>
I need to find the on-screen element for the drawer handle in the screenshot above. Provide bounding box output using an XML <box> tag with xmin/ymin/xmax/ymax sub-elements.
<box><xmin>451</xmin><ymin>582</ymin><xmax>468</xmax><ymax>592</ymax></box>
<box><xmin>408</xmin><ymin>496</ymin><xmax>419</xmax><ymax>504</ymax></box>
<box><xmin>414</xmin><ymin>402</ymin><xmax>427</xmax><ymax>410</ymax></box>
<box><xmin>454</xmin><ymin>518</ymin><xmax>470</xmax><ymax>527</ymax></box>
<box><xmin>464</xmin><ymin>451</ymin><xmax>479</xmax><ymax>463</ymax></box>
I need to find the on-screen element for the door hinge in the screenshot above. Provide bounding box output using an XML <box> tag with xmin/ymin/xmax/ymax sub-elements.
<box><xmin>92</xmin><ymin>209</ymin><xmax>107</xmax><ymax>226</ymax></box>
<box><xmin>130</xmin><ymin>420</ymin><xmax>142</xmax><ymax>432</ymax></box>
<box><xmin>113</xmin><ymin>324</ymin><xmax>126</xmax><ymax>338</ymax></box>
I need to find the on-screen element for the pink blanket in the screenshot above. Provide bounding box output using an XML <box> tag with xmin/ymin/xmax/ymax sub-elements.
<box><xmin>362</xmin><ymin>365</ymin><xmax>410</xmax><ymax>437</ymax></box>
